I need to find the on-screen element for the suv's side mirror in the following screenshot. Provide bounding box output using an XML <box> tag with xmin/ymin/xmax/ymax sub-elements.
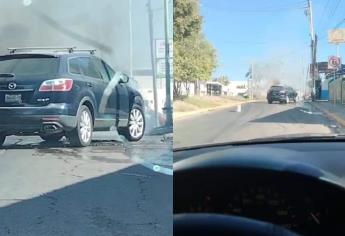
<box><xmin>120</xmin><ymin>74</ymin><xmax>129</xmax><ymax>83</ymax></box>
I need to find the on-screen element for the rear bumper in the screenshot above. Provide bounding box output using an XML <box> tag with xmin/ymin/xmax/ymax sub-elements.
<box><xmin>267</xmin><ymin>95</ymin><xmax>286</xmax><ymax>101</ymax></box>
<box><xmin>0</xmin><ymin>103</ymin><xmax>77</xmax><ymax>134</ymax></box>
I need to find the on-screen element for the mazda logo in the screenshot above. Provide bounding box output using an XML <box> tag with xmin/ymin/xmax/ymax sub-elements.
<box><xmin>8</xmin><ymin>82</ymin><xmax>16</xmax><ymax>90</ymax></box>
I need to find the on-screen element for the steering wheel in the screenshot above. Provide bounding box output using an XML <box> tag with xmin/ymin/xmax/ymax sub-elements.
<box><xmin>174</xmin><ymin>213</ymin><xmax>299</xmax><ymax>236</ymax></box>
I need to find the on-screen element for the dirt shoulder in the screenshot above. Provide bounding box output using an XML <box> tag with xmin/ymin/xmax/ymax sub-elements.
<box><xmin>174</xmin><ymin>96</ymin><xmax>256</xmax><ymax>120</ymax></box>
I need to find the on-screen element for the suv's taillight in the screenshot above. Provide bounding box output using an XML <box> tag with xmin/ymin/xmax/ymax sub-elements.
<box><xmin>39</xmin><ymin>79</ymin><xmax>73</xmax><ymax>92</ymax></box>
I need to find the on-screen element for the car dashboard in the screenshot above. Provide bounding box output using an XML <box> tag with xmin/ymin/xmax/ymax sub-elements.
<box><xmin>174</xmin><ymin>142</ymin><xmax>345</xmax><ymax>235</ymax></box>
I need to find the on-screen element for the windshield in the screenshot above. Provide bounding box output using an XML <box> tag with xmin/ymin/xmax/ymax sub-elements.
<box><xmin>0</xmin><ymin>57</ymin><xmax>58</xmax><ymax>77</ymax></box>
<box><xmin>270</xmin><ymin>86</ymin><xmax>284</xmax><ymax>91</ymax></box>
<box><xmin>173</xmin><ymin>0</ymin><xmax>345</xmax><ymax>149</ymax></box>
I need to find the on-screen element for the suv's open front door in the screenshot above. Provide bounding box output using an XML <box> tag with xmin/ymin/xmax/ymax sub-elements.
<box><xmin>101</xmin><ymin>60</ymin><xmax>129</xmax><ymax>126</ymax></box>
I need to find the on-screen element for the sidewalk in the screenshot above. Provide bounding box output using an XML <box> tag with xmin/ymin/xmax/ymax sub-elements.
<box><xmin>310</xmin><ymin>101</ymin><xmax>345</xmax><ymax>127</ymax></box>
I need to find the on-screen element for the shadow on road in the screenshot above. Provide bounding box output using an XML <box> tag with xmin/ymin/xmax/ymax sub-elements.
<box><xmin>0</xmin><ymin>139</ymin><xmax>124</xmax><ymax>150</ymax></box>
<box><xmin>251</xmin><ymin>107</ymin><xmax>327</xmax><ymax>125</ymax></box>
<box><xmin>0</xmin><ymin>164</ymin><xmax>172</xmax><ymax>236</ymax></box>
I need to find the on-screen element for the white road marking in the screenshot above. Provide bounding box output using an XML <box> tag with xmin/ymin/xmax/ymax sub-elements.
<box><xmin>299</xmin><ymin>109</ymin><xmax>322</xmax><ymax>115</ymax></box>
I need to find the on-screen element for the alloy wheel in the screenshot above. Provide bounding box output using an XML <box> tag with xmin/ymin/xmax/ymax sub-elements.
<box><xmin>128</xmin><ymin>108</ymin><xmax>144</xmax><ymax>139</ymax></box>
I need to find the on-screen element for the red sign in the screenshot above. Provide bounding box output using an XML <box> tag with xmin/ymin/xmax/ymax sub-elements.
<box><xmin>328</xmin><ymin>56</ymin><xmax>341</xmax><ymax>70</ymax></box>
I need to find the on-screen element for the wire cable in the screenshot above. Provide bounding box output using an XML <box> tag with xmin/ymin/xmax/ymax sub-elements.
<box><xmin>316</xmin><ymin>0</ymin><xmax>331</xmax><ymax>32</ymax></box>
<box><xmin>328</xmin><ymin>0</ymin><xmax>341</xmax><ymax>18</ymax></box>
<box><xmin>206</xmin><ymin>1</ymin><xmax>307</xmax><ymax>13</ymax></box>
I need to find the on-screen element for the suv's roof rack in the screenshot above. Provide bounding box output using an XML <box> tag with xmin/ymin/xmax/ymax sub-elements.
<box><xmin>8</xmin><ymin>47</ymin><xmax>77</xmax><ymax>54</ymax></box>
<box><xmin>73</xmin><ymin>49</ymin><xmax>97</xmax><ymax>55</ymax></box>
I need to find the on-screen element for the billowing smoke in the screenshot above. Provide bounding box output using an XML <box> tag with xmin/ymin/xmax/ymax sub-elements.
<box><xmin>0</xmin><ymin>0</ymin><xmax>150</xmax><ymax>72</ymax></box>
<box><xmin>251</xmin><ymin>54</ymin><xmax>308</xmax><ymax>98</ymax></box>
<box><xmin>0</xmin><ymin>0</ymin><xmax>170</xmax><ymax>132</ymax></box>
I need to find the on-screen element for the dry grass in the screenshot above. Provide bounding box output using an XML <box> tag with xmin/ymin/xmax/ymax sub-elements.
<box><xmin>174</xmin><ymin>96</ymin><xmax>246</xmax><ymax>112</ymax></box>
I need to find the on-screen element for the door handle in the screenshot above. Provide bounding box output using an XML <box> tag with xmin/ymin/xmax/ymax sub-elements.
<box><xmin>87</xmin><ymin>82</ymin><xmax>93</xmax><ymax>87</ymax></box>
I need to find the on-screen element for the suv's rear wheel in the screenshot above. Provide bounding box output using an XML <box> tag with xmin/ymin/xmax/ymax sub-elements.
<box><xmin>67</xmin><ymin>105</ymin><xmax>93</xmax><ymax>147</ymax></box>
<box><xmin>40</xmin><ymin>133</ymin><xmax>64</xmax><ymax>142</ymax></box>
<box><xmin>0</xmin><ymin>133</ymin><xmax>6</xmax><ymax>146</ymax></box>
<box><xmin>119</xmin><ymin>104</ymin><xmax>145</xmax><ymax>141</ymax></box>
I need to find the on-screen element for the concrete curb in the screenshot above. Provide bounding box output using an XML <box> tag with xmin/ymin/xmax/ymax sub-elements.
<box><xmin>174</xmin><ymin>100</ymin><xmax>257</xmax><ymax>121</ymax></box>
<box><xmin>310</xmin><ymin>102</ymin><xmax>345</xmax><ymax>127</ymax></box>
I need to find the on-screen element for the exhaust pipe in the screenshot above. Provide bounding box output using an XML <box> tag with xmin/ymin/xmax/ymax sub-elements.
<box><xmin>42</xmin><ymin>123</ymin><xmax>61</xmax><ymax>133</ymax></box>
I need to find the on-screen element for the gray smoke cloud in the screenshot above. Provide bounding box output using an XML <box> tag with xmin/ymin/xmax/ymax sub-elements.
<box><xmin>0</xmin><ymin>0</ymin><xmax>172</xmax><ymax>132</ymax></box>
<box><xmin>0</xmin><ymin>0</ymin><xmax>169</xmax><ymax>73</ymax></box>
<box><xmin>251</xmin><ymin>52</ymin><xmax>308</xmax><ymax>98</ymax></box>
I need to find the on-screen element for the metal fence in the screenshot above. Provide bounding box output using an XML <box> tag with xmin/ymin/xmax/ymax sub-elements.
<box><xmin>328</xmin><ymin>69</ymin><xmax>345</xmax><ymax>104</ymax></box>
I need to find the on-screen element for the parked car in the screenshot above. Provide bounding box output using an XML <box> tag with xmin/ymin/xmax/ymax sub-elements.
<box><xmin>267</xmin><ymin>85</ymin><xmax>297</xmax><ymax>104</ymax></box>
<box><xmin>0</xmin><ymin>47</ymin><xmax>145</xmax><ymax>147</ymax></box>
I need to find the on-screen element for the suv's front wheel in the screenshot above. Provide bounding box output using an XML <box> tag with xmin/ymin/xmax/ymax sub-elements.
<box><xmin>67</xmin><ymin>105</ymin><xmax>93</xmax><ymax>147</ymax></box>
<box><xmin>119</xmin><ymin>104</ymin><xmax>145</xmax><ymax>141</ymax></box>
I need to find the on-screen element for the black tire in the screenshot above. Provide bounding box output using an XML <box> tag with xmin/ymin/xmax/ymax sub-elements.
<box><xmin>119</xmin><ymin>104</ymin><xmax>145</xmax><ymax>142</ymax></box>
<box><xmin>67</xmin><ymin>105</ymin><xmax>93</xmax><ymax>147</ymax></box>
<box><xmin>0</xmin><ymin>133</ymin><xmax>6</xmax><ymax>146</ymax></box>
<box><xmin>267</xmin><ymin>100</ymin><xmax>272</xmax><ymax>104</ymax></box>
<box><xmin>40</xmin><ymin>133</ymin><xmax>64</xmax><ymax>142</ymax></box>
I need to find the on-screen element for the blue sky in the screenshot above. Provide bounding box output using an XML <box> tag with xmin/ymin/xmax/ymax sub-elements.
<box><xmin>200</xmin><ymin>0</ymin><xmax>345</xmax><ymax>84</ymax></box>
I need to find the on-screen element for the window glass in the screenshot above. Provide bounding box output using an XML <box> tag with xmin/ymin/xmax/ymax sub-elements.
<box><xmin>78</xmin><ymin>57</ymin><xmax>102</xmax><ymax>79</ymax></box>
<box><xmin>94</xmin><ymin>58</ymin><xmax>110</xmax><ymax>81</ymax></box>
<box><xmin>103</xmin><ymin>61</ymin><xmax>115</xmax><ymax>79</ymax></box>
<box><xmin>68</xmin><ymin>58</ymin><xmax>81</xmax><ymax>74</ymax></box>
<box><xmin>0</xmin><ymin>57</ymin><xmax>58</xmax><ymax>77</ymax></box>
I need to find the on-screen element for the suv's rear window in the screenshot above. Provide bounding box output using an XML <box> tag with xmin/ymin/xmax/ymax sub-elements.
<box><xmin>270</xmin><ymin>86</ymin><xmax>284</xmax><ymax>91</ymax></box>
<box><xmin>0</xmin><ymin>57</ymin><xmax>58</xmax><ymax>77</ymax></box>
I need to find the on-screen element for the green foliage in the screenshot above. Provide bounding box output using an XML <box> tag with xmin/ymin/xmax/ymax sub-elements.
<box><xmin>174</xmin><ymin>0</ymin><xmax>217</xmax><ymax>97</ymax></box>
<box><xmin>174</xmin><ymin>0</ymin><xmax>202</xmax><ymax>41</ymax></box>
<box><xmin>214</xmin><ymin>75</ymin><xmax>230</xmax><ymax>86</ymax></box>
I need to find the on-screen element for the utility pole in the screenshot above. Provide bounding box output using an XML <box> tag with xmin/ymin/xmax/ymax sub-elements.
<box><xmin>307</xmin><ymin>0</ymin><xmax>316</xmax><ymax>100</ymax></box>
<box><xmin>129</xmin><ymin>0</ymin><xmax>133</xmax><ymax>79</ymax></box>
<box><xmin>147</xmin><ymin>0</ymin><xmax>159</xmax><ymax>127</ymax></box>
<box><xmin>314</xmin><ymin>34</ymin><xmax>318</xmax><ymax>98</ymax></box>
<box><xmin>251</xmin><ymin>63</ymin><xmax>254</xmax><ymax>100</ymax></box>
<box><xmin>163</xmin><ymin>0</ymin><xmax>173</xmax><ymax>127</ymax></box>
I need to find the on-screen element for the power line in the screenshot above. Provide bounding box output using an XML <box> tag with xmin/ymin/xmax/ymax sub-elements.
<box><xmin>321</xmin><ymin>0</ymin><xmax>342</xmax><ymax>30</ymax></box>
<box><xmin>334</xmin><ymin>17</ymin><xmax>345</xmax><ymax>29</ymax></box>
<box><xmin>316</xmin><ymin>0</ymin><xmax>331</xmax><ymax>32</ymax></box>
<box><xmin>317</xmin><ymin>16</ymin><xmax>345</xmax><ymax>42</ymax></box>
<box><xmin>206</xmin><ymin>1</ymin><xmax>307</xmax><ymax>13</ymax></box>
<box><xmin>328</xmin><ymin>0</ymin><xmax>341</xmax><ymax>18</ymax></box>
<box><xmin>223</xmin><ymin>41</ymin><xmax>268</xmax><ymax>45</ymax></box>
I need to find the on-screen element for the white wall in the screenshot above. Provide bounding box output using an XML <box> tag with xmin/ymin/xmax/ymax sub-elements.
<box><xmin>227</xmin><ymin>81</ymin><xmax>248</xmax><ymax>96</ymax></box>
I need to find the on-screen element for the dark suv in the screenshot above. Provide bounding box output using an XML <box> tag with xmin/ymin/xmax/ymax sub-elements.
<box><xmin>0</xmin><ymin>47</ymin><xmax>145</xmax><ymax>147</ymax></box>
<box><xmin>267</xmin><ymin>85</ymin><xmax>297</xmax><ymax>104</ymax></box>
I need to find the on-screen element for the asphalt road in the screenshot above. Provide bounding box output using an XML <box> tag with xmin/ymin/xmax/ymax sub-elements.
<box><xmin>174</xmin><ymin>101</ymin><xmax>344</xmax><ymax>148</ymax></box>
<box><xmin>0</xmin><ymin>132</ymin><xmax>172</xmax><ymax>236</ymax></box>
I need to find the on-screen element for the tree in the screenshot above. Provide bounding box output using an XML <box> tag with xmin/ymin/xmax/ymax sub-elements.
<box><xmin>174</xmin><ymin>0</ymin><xmax>202</xmax><ymax>41</ymax></box>
<box><xmin>174</xmin><ymin>0</ymin><xmax>217</xmax><ymax>98</ymax></box>
<box><xmin>214</xmin><ymin>75</ymin><xmax>230</xmax><ymax>86</ymax></box>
